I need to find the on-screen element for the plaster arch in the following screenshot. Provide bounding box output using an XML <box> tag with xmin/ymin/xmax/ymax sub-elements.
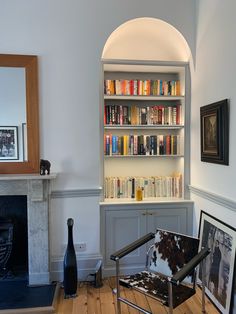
<box><xmin>102</xmin><ymin>17</ymin><xmax>192</xmax><ymax>63</ymax></box>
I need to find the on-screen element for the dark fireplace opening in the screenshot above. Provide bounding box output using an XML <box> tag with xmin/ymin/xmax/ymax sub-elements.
<box><xmin>0</xmin><ymin>195</ymin><xmax>28</xmax><ymax>280</ymax></box>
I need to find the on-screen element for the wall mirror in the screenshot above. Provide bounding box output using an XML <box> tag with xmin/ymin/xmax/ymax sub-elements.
<box><xmin>0</xmin><ymin>54</ymin><xmax>39</xmax><ymax>174</ymax></box>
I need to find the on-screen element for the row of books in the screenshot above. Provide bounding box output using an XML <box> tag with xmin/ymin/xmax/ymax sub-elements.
<box><xmin>104</xmin><ymin>134</ymin><xmax>181</xmax><ymax>156</ymax></box>
<box><xmin>104</xmin><ymin>175</ymin><xmax>183</xmax><ymax>199</ymax></box>
<box><xmin>104</xmin><ymin>79</ymin><xmax>181</xmax><ymax>96</ymax></box>
<box><xmin>104</xmin><ymin>104</ymin><xmax>182</xmax><ymax>126</ymax></box>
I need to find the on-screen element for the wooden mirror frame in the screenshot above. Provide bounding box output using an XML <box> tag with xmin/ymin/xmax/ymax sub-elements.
<box><xmin>0</xmin><ymin>54</ymin><xmax>39</xmax><ymax>174</ymax></box>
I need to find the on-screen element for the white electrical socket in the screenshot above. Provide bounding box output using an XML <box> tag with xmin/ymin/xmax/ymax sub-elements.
<box><xmin>75</xmin><ymin>242</ymin><xmax>86</xmax><ymax>252</ymax></box>
<box><xmin>62</xmin><ymin>242</ymin><xmax>87</xmax><ymax>253</ymax></box>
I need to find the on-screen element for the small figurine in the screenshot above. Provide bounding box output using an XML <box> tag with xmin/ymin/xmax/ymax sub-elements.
<box><xmin>40</xmin><ymin>159</ymin><xmax>51</xmax><ymax>175</ymax></box>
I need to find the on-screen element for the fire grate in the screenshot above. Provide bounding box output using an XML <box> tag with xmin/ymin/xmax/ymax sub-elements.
<box><xmin>0</xmin><ymin>219</ymin><xmax>13</xmax><ymax>276</ymax></box>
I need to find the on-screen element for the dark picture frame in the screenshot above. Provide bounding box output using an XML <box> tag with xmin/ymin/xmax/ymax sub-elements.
<box><xmin>198</xmin><ymin>211</ymin><xmax>236</xmax><ymax>314</ymax></box>
<box><xmin>200</xmin><ymin>99</ymin><xmax>229</xmax><ymax>165</ymax></box>
<box><xmin>0</xmin><ymin>126</ymin><xmax>19</xmax><ymax>160</ymax></box>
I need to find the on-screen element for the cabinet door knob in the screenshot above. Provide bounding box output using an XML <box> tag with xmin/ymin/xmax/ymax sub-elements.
<box><xmin>142</xmin><ymin>213</ymin><xmax>146</xmax><ymax>216</ymax></box>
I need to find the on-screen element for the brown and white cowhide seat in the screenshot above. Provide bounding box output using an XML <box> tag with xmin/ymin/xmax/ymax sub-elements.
<box><xmin>119</xmin><ymin>229</ymin><xmax>200</xmax><ymax>308</ymax></box>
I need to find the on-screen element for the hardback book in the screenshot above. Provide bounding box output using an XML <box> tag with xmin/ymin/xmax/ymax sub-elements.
<box><xmin>131</xmin><ymin>105</ymin><xmax>138</xmax><ymax>125</ymax></box>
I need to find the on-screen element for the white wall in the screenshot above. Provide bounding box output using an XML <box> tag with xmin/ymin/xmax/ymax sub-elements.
<box><xmin>0</xmin><ymin>0</ymin><xmax>196</xmax><ymax>275</ymax></box>
<box><xmin>191</xmin><ymin>0</ymin><xmax>236</xmax><ymax>230</ymax></box>
<box><xmin>0</xmin><ymin>0</ymin><xmax>196</xmax><ymax>189</ymax></box>
<box><xmin>192</xmin><ymin>2</ymin><xmax>236</xmax><ymax>312</ymax></box>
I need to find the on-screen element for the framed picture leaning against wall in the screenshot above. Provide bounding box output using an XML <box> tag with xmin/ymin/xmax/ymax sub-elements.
<box><xmin>0</xmin><ymin>126</ymin><xmax>19</xmax><ymax>160</ymax></box>
<box><xmin>198</xmin><ymin>211</ymin><xmax>236</xmax><ymax>314</ymax></box>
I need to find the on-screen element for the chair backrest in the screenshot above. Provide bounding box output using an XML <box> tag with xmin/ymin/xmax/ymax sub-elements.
<box><xmin>149</xmin><ymin>229</ymin><xmax>199</xmax><ymax>282</ymax></box>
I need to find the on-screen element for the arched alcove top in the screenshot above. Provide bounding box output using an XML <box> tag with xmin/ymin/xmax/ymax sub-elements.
<box><xmin>102</xmin><ymin>17</ymin><xmax>192</xmax><ymax>63</ymax></box>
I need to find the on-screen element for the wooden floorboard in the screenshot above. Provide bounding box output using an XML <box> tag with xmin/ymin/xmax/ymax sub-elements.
<box><xmin>56</xmin><ymin>279</ymin><xmax>220</xmax><ymax>314</ymax></box>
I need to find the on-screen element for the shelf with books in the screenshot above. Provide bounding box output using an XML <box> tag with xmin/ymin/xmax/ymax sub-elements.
<box><xmin>104</xmin><ymin>155</ymin><xmax>184</xmax><ymax>158</ymax></box>
<box><xmin>104</xmin><ymin>133</ymin><xmax>183</xmax><ymax>156</ymax></box>
<box><xmin>104</xmin><ymin>174</ymin><xmax>183</xmax><ymax>199</ymax></box>
<box><xmin>104</xmin><ymin>78</ymin><xmax>181</xmax><ymax>97</ymax></box>
<box><xmin>104</xmin><ymin>125</ymin><xmax>184</xmax><ymax>130</ymax></box>
<box><xmin>101</xmin><ymin>60</ymin><xmax>189</xmax><ymax>202</ymax></box>
<box><xmin>104</xmin><ymin>103</ymin><xmax>183</xmax><ymax>126</ymax></box>
<box><xmin>104</xmin><ymin>95</ymin><xmax>184</xmax><ymax>101</ymax></box>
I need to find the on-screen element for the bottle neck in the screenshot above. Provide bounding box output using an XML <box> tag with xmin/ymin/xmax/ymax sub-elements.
<box><xmin>68</xmin><ymin>226</ymin><xmax>74</xmax><ymax>247</ymax></box>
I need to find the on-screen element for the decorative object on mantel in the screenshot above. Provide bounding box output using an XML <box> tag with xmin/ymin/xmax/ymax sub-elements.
<box><xmin>63</xmin><ymin>218</ymin><xmax>78</xmax><ymax>298</ymax></box>
<box><xmin>200</xmin><ymin>99</ymin><xmax>229</xmax><ymax>165</ymax></box>
<box><xmin>40</xmin><ymin>159</ymin><xmax>51</xmax><ymax>175</ymax></box>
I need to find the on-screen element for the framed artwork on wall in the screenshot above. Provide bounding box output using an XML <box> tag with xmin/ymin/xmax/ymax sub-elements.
<box><xmin>0</xmin><ymin>126</ymin><xmax>19</xmax><ymax>160</ymax></box>
<box><xmin>200</xmin><ymin>99</ymin><xmax>229</xmax><ymax>165</ymax></box>
<box><xmin>198</xmin><ymin>210</ymin><xmax>236</xmax><ymax>314</ymax></box>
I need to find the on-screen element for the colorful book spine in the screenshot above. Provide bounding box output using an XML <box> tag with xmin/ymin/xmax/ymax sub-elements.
<box><xmin>104</xmin><ymin>79</ymin><xmax>182</xmax><ymax>96</ymax></box>
<box><xmin>104</xmin><ymin>174</ymin><xmax>183</xmax><ymax>199</ymax></box>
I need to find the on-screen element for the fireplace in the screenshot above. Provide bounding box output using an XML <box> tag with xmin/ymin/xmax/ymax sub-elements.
<box><xmin>0</xmin><ymin>196</ymin><xmax>27</xmax><ymax>279</ymax></box>
<box><xmin>0</xmin><ymin>218</ymin><xmax>14</xmax><ymax>276</ymax></box>
<box><xmin>0</xmin><ymin>174</ymin><xmax>56</xmax><ymax>285</ymax></box>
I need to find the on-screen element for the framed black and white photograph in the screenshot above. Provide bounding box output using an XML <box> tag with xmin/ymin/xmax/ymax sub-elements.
<box><xmin>22</xmin><ymin>123</ymin><xmax>27</xmax><ymax>161</ymax></box>
<box><xmin>198</xmin><ymin>210</ymin><xmax>236</xmax><ymax>314</ymax></box>
<box><xmin>0</xmin><ymin>126</ymin><xmax>19</xmax><ymax>160</ymax></box>
<box><xmin>200</xmin><ymin>99</ymin><xmax>229</xmax><ymax>165</ymax></box>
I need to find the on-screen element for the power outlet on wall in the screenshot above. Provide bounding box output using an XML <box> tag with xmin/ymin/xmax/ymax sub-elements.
<box><xmin>62</xmin><ymin>242</ymin><xmax>87</xmax><ymax>254</ymax></box>
<box><xmin>75</xmin><ymin>242</ymin><xmax>86</xmax><ymax>252</ymax></box>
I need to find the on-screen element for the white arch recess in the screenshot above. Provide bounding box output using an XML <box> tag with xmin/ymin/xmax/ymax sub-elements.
<box><xmin>102</xmin><ymin>17</ymin><xmax>191</xmax><ymax>62</ymax></box>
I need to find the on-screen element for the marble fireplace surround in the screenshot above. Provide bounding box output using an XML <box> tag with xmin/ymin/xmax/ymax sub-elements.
<box><xmin>0</xmin><ymin>174</ymin><xmax>56</xmax><ymax>286</ymax></box>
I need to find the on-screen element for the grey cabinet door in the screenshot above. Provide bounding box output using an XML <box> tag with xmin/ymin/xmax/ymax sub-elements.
<box><xmin>105</xmin><ymin>209</ymin><xmax>146</xmax><ymax>266</ymax></box>
<box><xmin>101</xmin><ymin>202</ymin><xmax>193</xmax><ymax>276</ymax></box>
<box><xmin>147</xmin><ymin>207</ymin><xmax>188</xmax><ymax>234</ymax></box>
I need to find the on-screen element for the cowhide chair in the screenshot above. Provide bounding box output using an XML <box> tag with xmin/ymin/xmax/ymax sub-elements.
<box><xmin>110</xmin><ymin>228</ymin><xmax>210</xmax><ymax>314</ymax></box>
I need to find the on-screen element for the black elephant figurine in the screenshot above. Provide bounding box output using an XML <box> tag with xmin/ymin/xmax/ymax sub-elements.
<box><xmin>40</xmin><ymin>159</ymin><xmax>51</xmax><ymax>175</ymax></box>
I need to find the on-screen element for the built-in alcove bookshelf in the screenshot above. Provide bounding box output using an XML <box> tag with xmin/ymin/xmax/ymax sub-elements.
<box><xmin>100</xmin><ymin>60</ymin><xmax>192</xmax><ymax>275</ymax></box>
<box><xmin>101</xmin><ymin>60</ymin><xmax>191</xmax><ymax>202</ymax></box>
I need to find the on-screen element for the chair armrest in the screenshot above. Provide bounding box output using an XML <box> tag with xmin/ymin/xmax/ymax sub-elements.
<box><xmin>171</xmin><ymin>247</ymin><xmax>210</xmax><ymax>285</ymax></box>
<box><xmin>110</xmin><ymin>232</ymin><xmax>155</xmax><ymax>261</ymax></box>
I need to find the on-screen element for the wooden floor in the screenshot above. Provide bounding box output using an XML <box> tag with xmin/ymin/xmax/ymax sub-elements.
<box><xmin>56</xmin><ymin>278</ymin><xmax>220</xmax><ymax>314</ymax></box>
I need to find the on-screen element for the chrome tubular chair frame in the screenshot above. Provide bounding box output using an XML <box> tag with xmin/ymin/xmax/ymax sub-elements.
<box><xmin>111</xmin><ymin>231</ymin><xmax>210</xmax><ymax>314</ymax></box>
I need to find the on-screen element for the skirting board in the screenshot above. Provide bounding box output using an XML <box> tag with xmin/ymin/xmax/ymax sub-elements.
<box><xmin>102</xmin><ymin>265</ymin><xmax>145</xmax><ymax>278</ymax></box>
<box><xmin>50</xmin><ymin>254</ymin><xmax>103</xmax><ymax>282</ymax></box>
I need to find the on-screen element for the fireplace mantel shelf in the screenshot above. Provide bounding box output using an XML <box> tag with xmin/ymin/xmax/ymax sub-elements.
<box><xmin>0</xmin><ymin>173</ymin><xmax>57</xmax><ymax>181</ymax></box>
